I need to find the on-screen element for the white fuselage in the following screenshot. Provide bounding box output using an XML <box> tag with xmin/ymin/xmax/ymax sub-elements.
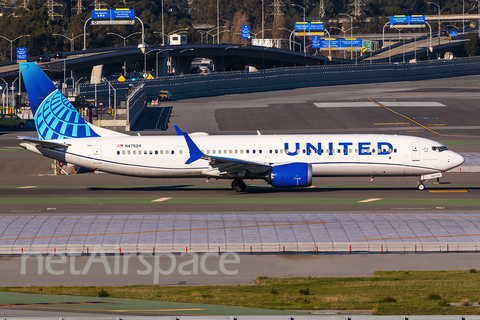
<box><xmin>23</xmin><ymin>134</ymin><xmax>464</xmax><ymax>179</ymax></box>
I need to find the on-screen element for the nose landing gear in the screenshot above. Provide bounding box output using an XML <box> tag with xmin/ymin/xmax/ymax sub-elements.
<box><xmin>231</xmin><ymin>179</ymin><xmax>247</xmax><ymax>192</ymax></box>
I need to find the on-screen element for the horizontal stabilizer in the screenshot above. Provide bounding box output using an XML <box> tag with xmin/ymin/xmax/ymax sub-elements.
<box><xmin>18</xmin><ymin>136</ymin><xmax>71</xmax><ymax>148</ymax></box>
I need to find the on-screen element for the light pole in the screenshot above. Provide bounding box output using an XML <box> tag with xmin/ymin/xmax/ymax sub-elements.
<box><xmin>217</xmin><ymin>0</ymin><xmax>219</xmax><ymax>44</ymax></box>
<box><xmin>340</xmin><ymin>13</ymin><xmax>353</xmax><ymax>59</ymax></box>
<box><xmin>222</xmin><ymin>46</ymin><xmax>238</xmax><ymax>71</ymax></box>
<box><xmin>107</xmin><ymin>32</ymin><xmax>141</xmax><ymax>46</ymax></box>
<box><xmin>291</xmin><ymin>3</ymin><xmax>306</xmax><ymax>53</ymax></box>
<box><xmin>1</xmin><ymin>78</ymin><xmax>7</xmax><ymax>111</ymax></box>
<box><xmin>150</xmin><ymin>48</ymin><xmax>173</xmax><ymax>78</ymax></box>
<box><xmin>0</xmin><ymin>35</ymin><xmax>30</xmax><ymax>61</ymax></box>
<box><xmin>478</xmin><ymin>1</ymin><xmax>480</xmax><ymax>37</ymax></box>
<box><xmin>161</xmin><ymin>0</ymin><xmax>165</xmax><ymax>45</ymax></box>
<box><xmin>177</xmin><ymin>48</ymin><xmax>194</xmax><ymax>75</ymax></box>
<box><xmin>102</xmin><ymin>77</ymin><xmax>116</xmax><ymax>119</ymax></box>
<box><xmin>83</xmin><ymin>17</ymin><xmax>91</xmax><ymax>50</ymax></box>
<box><xmin>261</xmin><ymin>0</ymin><xmax>264</xmax><ymax>39</ymax></box>
<box><xmin>463</xmin><ymin>0</ymin><xmax>465</xmax><ymax>34</ymax></box>
<box><xmin>428</xmin><ymin>2</ymin><xmax>441</xmax><ymax>45</ymax></box>
<box><xmin>331</xmin><ymin>26</ymin><xmax>358</xmax><ymax>59</ymax></box>
<box><xmin>53</xmin><ymin>33</ymin><xmax>86</xmax><ymax>51</ymax></box>
<box><xmin>279</xmin><ymin>28</ymin><xmax>294</xmax><ymax>50</ymax></box>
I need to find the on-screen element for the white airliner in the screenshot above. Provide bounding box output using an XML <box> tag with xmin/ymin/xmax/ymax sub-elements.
<box><xmin>18</xmin><ymin>62</ymin><xmax>464</xmax><ymax>192</ymax></box>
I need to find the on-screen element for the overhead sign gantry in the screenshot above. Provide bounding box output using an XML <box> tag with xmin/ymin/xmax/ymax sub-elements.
<box><xmin>91</xmin><ymin>9</ymin><xmax>135</xmax><ymax>25</ymax></box>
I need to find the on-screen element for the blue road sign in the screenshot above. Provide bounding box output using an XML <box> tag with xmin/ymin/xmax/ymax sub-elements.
<box><xmin>310</xmin><ymin>22</ymin><xmax>324</xmax><ymax>31</ymax></box>
<box><xmin>241</xmin><ymin>25</ymin><xmax>250</xmax><ymax>39</ymax></box>
<box><xmin>312</xmin><ymin>35</ymin><xmax>321</xmax><ymax>48</ymax></box>
<box><xmin>450</xmin><ymin>30</ymin><xmax>458</xmax><ymax>36</ymax></box>
<box><xmin>410</xmin><ymin>15</ymin><xmax>425</xmax><ymax>24</ymax></box>
<box><xmin>91</xmin><ymin>9</ymin><xmax>110</xmax><ymax>19</ymax></box>
<box><xmin>390</xmin><ymin>15</ymin><xmax>410</xmax><ymax>25</ymax></box>
<box><xmin>112</xmin><ymin>9</ymin><xmax>134</xmax><ymax>20</ymax></box>
<box><xmin>16</xmin><ymin>47</ymin><xmax>27</xmax><ymax>63</ymax></box>
<box><xmin>295</xmin><ymin>22</ymin><xmax>309</xmax><ymax>31</ymax></box>
<box><xmin>341</xmin><ymin>38</ymin><xmax>362</xmax><ymax>48</ymax></box>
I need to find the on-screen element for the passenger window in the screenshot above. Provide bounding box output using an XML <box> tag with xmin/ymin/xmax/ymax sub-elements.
<box><xmin>212</xmin><ymin>150</ymin><xmax>216</xmax><ymax>154</ymax></box>
<box><xmin>253</xmin><ymin>150</ymin><xmax>256</xmax><ymax>154</ymax></box>
<box><xmin>155</xmin><ymin>150</ymin><xmax>158</xmax><ymax>155</ymax></box>
<box><xmin>280</xmin><ymin>149</ymin><xmax>283</xmax><ymax>154</ymax></box>
<box><xmin>224</xmin><ymin>150</ymin><xmax>227</xmax><ymax>154</ymax></box>
<box><xmin>150</xmin><ymin>150</ymin><xmax>153</xmax><ymax>154</ymax></box>
<box><xmin>166</xmin><ymin>150</ymin><xmax>169</xmax><ymax>155</ymax></box>
<box><xmin>122</xmin><ymin>151</ymin><xmax>125</xmax><ymax>155</ymax></box>
<box><xmin>259</xmin><ymin>150</ymin><xmax>262</xmax><ymax>154</ymax></box>
<box><xmin>372</xmin><ymin>149</ymin><xmax>375</xmax><ymax>153</ymax></box>
<box><xmin>303</xmin><ymin>149</ymin><xmax>306</xmax><ymax>154</ymax></box>
<box><xmin>160</xmin><ymin>150</ymin><xmax>164</xmax><ymax>155</ymax></box>
<box><xmin>229</xmin><ymin>150</ymin><xmax>232</xmax><ymax>154</ymax></box>
<box><xmin>355</xmin><ymin>149</ymin><xmax>358</xmax><ymax>153</ymax></box>
<box><xmin>349</xmin><ymin>149</ymin><xmax>352</xmax><ymax>153</ymax></box>
<box><xmin>207</xmin><ymin>150</ymin><xmax>210</xmax><ymax>154</ymax></box>
<box><xmin>218</xmin><ymin>150</ymin><xmax>221</xmax><ymax>154</ymax></box>
<box><xmin>275</xmin><ymin>149</ymin><xmax>278</xmax><ymax>153</ymax></box>
<box><xmin>337</xmin><ymin>149</ymin><xmax>340</xmax><ymax>153</ymax></box>
<box><xmin>240</xmin><ymin>150</ymin><xmax>244</xmax><ymax>154</ymax></box>
<box><xmin>394</xmin><ymin>149</ymin><xmax>397</xmax><ymax>153</ymax></box>
<box><xmin>144</xmin><ymin>150</ymin><xmax>147</xmax><ymax>155</ymax></box>
<box><xmin>133</xmin><ymin>151</ymin><xmax>136</xmax><ymax>155</ymax></box>
<box><xmin>326</xmin><ymin>149</ymin><xmax>330</xmax><ymax>153</ymax></box>
<box><xmin>179</xmin><ymin>150</ymin><xmax>183</xmax><ymax>154</ymax></box>
<box><xmin>235</xmin><ymin>150</ymin><xmax>238</xmax><ymax>154</ymax></box>
<box><xmin>171</xmin><ymin>150</ymin><xmax>174</xmax><ymax>154</ymax></box>
<box><xmin>246</xmin><ymin>150</ymin><xmax>249</xmax><ymax>154</ymax></box>
<box><xmin>128</xmin><ymin>150</ymin><xmax>131</xmax><ymax>155</ymax></box>
<box><xmin>117</xmin><ymin>151</ymin><xmax>120</xmax><ymax>155</ymax></box>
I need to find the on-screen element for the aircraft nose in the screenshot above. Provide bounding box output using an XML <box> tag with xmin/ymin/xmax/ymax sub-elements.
<box><xmin>450</xmin><ymin>152</ymin><xmax>465</xmax><ymax>169</ymax></box>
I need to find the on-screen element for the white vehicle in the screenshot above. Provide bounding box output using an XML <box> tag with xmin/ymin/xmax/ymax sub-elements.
<box><xmin>169</xmin><ymin>34</ymin><xmax>187</xmax><ymax>45</ymax></box>
<box><xmin>18</xmin><ymin>62</ymin><xmax>464</xmax><ymax>192</ymax></box>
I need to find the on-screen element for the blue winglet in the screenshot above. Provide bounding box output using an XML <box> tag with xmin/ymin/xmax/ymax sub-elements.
<box><xmin>174</xmin><ymin>125</ymin><xmax>183</xmax><ymax>136</ymax></box>
<box><xmin>183</xmin><ymin>132</ymin><xmax>204</xmax><ymax>164</ymax></box>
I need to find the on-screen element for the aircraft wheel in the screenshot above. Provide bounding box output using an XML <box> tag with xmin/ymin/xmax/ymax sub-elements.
<box><xmin>231</xmin><ymin>179</ymin><xmax>246</xmax><ymax>192</ymax></box>
<box><xmin>418</xmin><ymin>183</ymin><xmax>425</xmax><ymax>191</ymax></box>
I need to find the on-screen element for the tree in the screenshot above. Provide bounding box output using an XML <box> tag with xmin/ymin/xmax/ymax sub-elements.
<box><xmin>465</xmin><ymin>35</ymin><xmax>480</xmax><ymax>56</ymax></box>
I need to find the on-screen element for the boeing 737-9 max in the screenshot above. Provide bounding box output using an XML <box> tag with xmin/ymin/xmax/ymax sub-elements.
<box><xmin>18</xmin><ymin>62</ymin><xmax>464</xmax><ymax>192</ymax></box>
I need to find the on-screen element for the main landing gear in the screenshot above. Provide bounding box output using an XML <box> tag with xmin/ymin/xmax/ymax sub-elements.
<box><xmin>231</xmin><ymin>179</ymin><xmax>247</xmax><ymax>192</ymax></box>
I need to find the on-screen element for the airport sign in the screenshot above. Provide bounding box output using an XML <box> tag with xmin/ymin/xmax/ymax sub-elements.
<box><xmin>241</xmin><ymin>25</ymin><xmax>250</xmax><ymax>39</ymax></box>
<box><xmin>294</xmin><ymin>21</ymin><xmax>324</xmax><ymax>35</ymax></box>
<box><xmin>450</xmin><ymin>30</ymin><xmax>458</xmax><ymax>36</ymax></box>
<box><xmin>91</xmin><ymin>9</ymin><xmax>135</xmax><ymax>25</ymax></box>
<box><xmin>390</xmin><ymin>15</ymin><xmax>425</xmax><ymax>28</ymax></box>
<box><xmin>362</xmin><ymin>40</ymin><xmax>371</xmax><ymax>51</ymax></box>
<box><xmin>16</xmin><ymin>47</ymin><xmax>27</xmax><ymax>63</ymax></box>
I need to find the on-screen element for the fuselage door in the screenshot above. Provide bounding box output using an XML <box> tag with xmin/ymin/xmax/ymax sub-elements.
<box><xmin>412</xmin><ymin>142</ymin><xmax>420</xmax><ymax>161</ymax></box>
<box><xmin>267</xmin><ymin>148</ymin><xmax>275</xmax><ymax>159</ymax></box>
<box><xmin>257</xmin><ymin>148</ymin><xmax>264</xmax><ymax>159</ymax></box>
<box><xmin>93</xmin><ymin>145</ymin><xmax>102</xmax><ymax>164</ymax></box>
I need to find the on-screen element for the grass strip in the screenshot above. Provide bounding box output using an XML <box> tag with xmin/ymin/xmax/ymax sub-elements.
<box><xmin>2</xmin><ymin>271</ymin><xmax>480</xmax><ymax>315</ymax></box>
<box><xmin>1</xmin><ymin>197</ymin><xmax>480</xmax><ymax>206</ymax></box>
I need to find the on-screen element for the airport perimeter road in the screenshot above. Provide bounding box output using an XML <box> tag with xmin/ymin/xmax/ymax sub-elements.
<box><xmin>2</xmin><ymin>253</ymin><xmax>480</xmax><ymax>286</ymax></box>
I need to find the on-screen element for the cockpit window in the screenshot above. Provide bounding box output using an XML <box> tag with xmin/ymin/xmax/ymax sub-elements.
<box><xmin>432</xmin><ymin>146</ymin><xmax>448</xmax><ymax>152</ymax></box>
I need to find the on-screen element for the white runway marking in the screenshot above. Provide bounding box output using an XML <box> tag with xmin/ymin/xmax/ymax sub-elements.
<box><xmin>17</xmin><ymin>186</ymin><xmax>37</xmax><ymax>189</ymax></box>
<box><xmin>358</xmin><ymin>198</ymin><xmax>382</xmax><ymax>203</ymax></box>
<box><xmin>152</xmin><ymin>197</ymin><xmax>172</xmax><ymax>202</ymax></box>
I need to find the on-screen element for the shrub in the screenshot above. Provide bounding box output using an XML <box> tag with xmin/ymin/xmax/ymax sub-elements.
<box><xmin>379</xmin><ymin>297</ymin><xmax>397</xmax><ymax>303</ymax></box>
<box><xmin>299</xmin><ymin>288</ymin><xmax>310</xmax><ymax>295</ymax></box>
<box><xmin>460</xmin><ymin>299</ymin><xmax>471</xmax><ymax>306</ymax></box>
<box><xmin>469</xmin><ymin>269</ymin><xmax>477</xmax><ymax>273</ymax></box>
<box><xmin>296</xmin><ymin>297</ymin><xmax>310</xmax><ymax>304</ymax></box>
<box><xmin>201</xmin><ymin>294</ymin><xmax>213</xmax><ymax>298</ymax></box>
<box><xmin>438</xmin><ymin>300</ymin><xmax>448</xmax><ymax>307</ymax></box>
<box><xmin>428</xmin><ymin>294</ymin><xmax>441</xmax><ymax>300</ymax></box>
<box><xmin>270</xmin><ymin>288</ymin><xmax>279</xmax><ymax>294</ymax></box>
<box><xmin>98</xmin><ymin>289</ymin><xmax>109</xmax><ymax>297</ymax></box>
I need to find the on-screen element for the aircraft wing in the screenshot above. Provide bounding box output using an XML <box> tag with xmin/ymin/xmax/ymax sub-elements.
<box><xmin>175</xmin><ymin>126</ymin><xmax>271</xmax><ymax>175</ymax></box>
<box><xmin>18</xmin><ymin>136</ymin><xmax>71</xmax><ymax>148</ymax></box>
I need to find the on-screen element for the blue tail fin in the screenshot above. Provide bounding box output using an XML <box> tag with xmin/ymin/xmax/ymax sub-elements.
<box><xmin>20</xmin><ymin>62</ymin><xmax>100</xmax><ymax>140</ymax></box>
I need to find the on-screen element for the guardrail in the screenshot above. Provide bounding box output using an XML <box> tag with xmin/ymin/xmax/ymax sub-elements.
<box><xmin>80</xmin><ymin>57</ymin><xmax>480</xmax><ymax>103</ymax></box>
<box><xmin>1</xmin><ymin>242</ymin><xmax>478</xmax><ymax>255</ymax></box>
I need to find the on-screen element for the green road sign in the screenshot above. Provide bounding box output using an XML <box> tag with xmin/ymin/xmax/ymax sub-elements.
<box><xmin>362</xmin><ymin>40</ymin><xmax>372</xmax><ymax>51</ymax></box>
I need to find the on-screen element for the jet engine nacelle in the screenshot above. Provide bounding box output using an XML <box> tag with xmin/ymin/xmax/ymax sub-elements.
<box><xmin>267</xmin><ymin>163</ymin><xmax>313</xmax><ymax>187</ymax></box>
